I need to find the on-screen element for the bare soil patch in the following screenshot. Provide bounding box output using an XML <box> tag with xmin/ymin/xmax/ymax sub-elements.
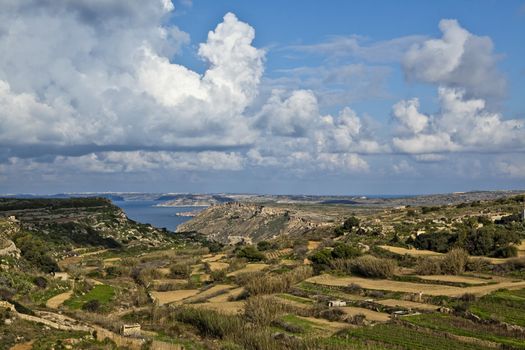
<box><xmin>202</xmin><ymin>254</ymin><xmax>226</xmax><ymax>262</ymax></box>
<box><xmin>416</xmin><ymin>275</ymin><xmax>491</xmax><ymax>285</ymax></box>
<box><xmin>150</xmin><ymin>289</ymin><xmax>200</xmax><ymax>305</ymax></box>
<box><xmin>184</xmin><ymin>284</ymin><xmax>234</xmax><ymax>303</ymax></box>
<box><xmin>46</xmin><ymin>290</ymin><xmax>73</xmax><ymax>309</ymax></box>
<box><xmin>339</xmin><ymin>306</ymin><xmax>390</xmax><ymax>322</ymax></box>
<box><xmin>227</xmin><ymin>263</ymin><xmax>269</xmax><ymax>277</ymax></box>
<box><xmin>207</xmin><ymin>261</ymin><xmax>229</xmax><ymax>271</ymax></box>
<box><xmin>379</xmin><ymin>245</ymin><xmax>443</xmax><ymax>257</ymax></box>
<box><xmin>307</xmin><ymin>241</ymin><xmax>321</xmax><ymax>251</ymax></box>
<box><xmin>192</xmin><ymin>301</ymin><xmax>245</xmax><ymax>315</ymax></box>
<box><xmin>207</xmin><ymin>287</ymin><xmax>245</xmax><ymax>303</ymax></box>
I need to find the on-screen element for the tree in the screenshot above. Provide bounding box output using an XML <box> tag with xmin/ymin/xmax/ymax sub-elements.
<box><xmin>342</xmin><ymin>216</ymin><xmax>360</xmax><ymax>231</ymax></box>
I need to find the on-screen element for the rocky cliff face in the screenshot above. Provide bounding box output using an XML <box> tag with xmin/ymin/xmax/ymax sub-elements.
<box><xmin>176</xmin><ymin>202</ymin><xmax>327</xmax><ymax>244</ymax></box>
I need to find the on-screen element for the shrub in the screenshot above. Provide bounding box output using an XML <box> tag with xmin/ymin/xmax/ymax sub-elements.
<box><xmin>331</xmin><ymin>243</ymin><xmax>361</xmax><ymax>259</ymax></box>
<box><xmin>493</xmin><ymin>245</ymin><xmax>518</xmax><ymax>258</ymax></box>
<box><xmin>244</xmin><ymin>296</ymin><xmax>289</xmax><ymax>326</ymax></box>
<box><xmin>349</xmin><ymin>255</ymin><xmax>396</xmax><ymax>278</ymax></box>
<box><xmin>236</xmin><ymin>246</ymin><xmax>265</xmax><ymax>262</ymax></box>
<box><xmin>342</xmin><ymin>216</ymin><xmax>360</xmax><ymax>231</ymax></box>
<box><xmin>257</xmin><ymin>240</ymin><xmax>273</xmax><ymax>251</ymax></box>
<box><xmin>169</xmin><ymin>263</ymin><xmax>191</xmax><ymax>279</ymax></box>
<box><xmin>242</xmin><ymin>266</ymin><xmax>313</xmax><ymax>295</ymax></box>
<box><xmin>210</xmin><ymin>269</ymin><xmax>227</xmax><ymax>282</ymax></box>
<box><xmin>415</xmin><ymin>257</ymin><xmax>442</xmax><ymax>275</ymax></box>
<box><xmin>441</xmin><ymin>248</ymin><xmax>469</xmax><ymax>275</ymax></box>
<box><xmin>82</xmin><ymin>299</ymin><xmax>100</xmax><ymax>312</ymax></box>
<box><xmin>416</xmin><ymin>248</ymin><xmax>469</xmax><ymax>275</ymax></box>
<box><xmin>172</xmin><ymin>307</ymin><xmax>243</xmax><ymax>339</ymax></box>
<box><xmin>33</xmin><ymin>276</ymin><xmax>48</xmax><ymax>289</ymax></box>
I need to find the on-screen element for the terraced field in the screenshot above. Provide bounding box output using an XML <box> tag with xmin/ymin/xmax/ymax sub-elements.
<box><xmin>307</xmin><ymin>274</ymin><xmax>525</xmax><ymax>297</ymax></box>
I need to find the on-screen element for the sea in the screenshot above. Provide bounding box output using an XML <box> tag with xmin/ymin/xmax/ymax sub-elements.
<box><xmin>113</xmin><ymin>200</ymin><xmax>203</xmax><ymax>232</ymax></box>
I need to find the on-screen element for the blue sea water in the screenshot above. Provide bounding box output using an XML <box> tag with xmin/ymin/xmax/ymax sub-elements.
<box><xmin>113</xmin><ymin>200</ymin><xmax>202</xmax><ymax>232</ymax></box>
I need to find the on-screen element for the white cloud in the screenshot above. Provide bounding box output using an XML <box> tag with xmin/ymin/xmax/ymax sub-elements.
<box><xmin>392</xmin><ymin>87</ymin><xmax>525</xmax><ymax>154</ymax></box>
<box><xmin>403</xmin><ymin>19</ymin><xmax>506</xmax><ymax>100</ymax></box>
<box><xmin>392</xmin><ymin>98</ymin><xmax>429</xmax><ymax>134</ymax></box>
<box><xmin>291</xmin><ymin>34</ymin><xmax>426</xmax><ymax>63</ymax></box>
<box><xmin>496</xmin><ymin>161</ymin><xmax>525</xmax><ymax>179</ymax></box>
<box><xmin>255</xmin><ymin>89</ymin><xmax>319</xmax><ymax>137</ymax></box>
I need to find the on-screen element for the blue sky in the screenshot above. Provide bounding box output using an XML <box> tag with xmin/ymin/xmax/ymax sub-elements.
<box><xmin>0</xmin><ymin>1</ymin><xmax>524</xmax><ymax>195</ymax></box>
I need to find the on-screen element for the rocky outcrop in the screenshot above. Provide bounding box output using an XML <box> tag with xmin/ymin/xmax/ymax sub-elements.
<box><xmin>176</xmin><ymin>202</ymin><xmax>327</xmax><ymax>244</ymax></box>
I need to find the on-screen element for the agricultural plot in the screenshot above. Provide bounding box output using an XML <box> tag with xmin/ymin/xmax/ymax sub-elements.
<box><xmin>405</xmin><ymin>313</ymin><xmax>525</xmax><ymax>349</ymax></box>
<box><xmin>63</xmin><ymin>284</ymin><xmax>115</xmax><ymax>310</ymax></box>
<box><xmin>150</xmin><ymin>289</ymin><xmax>200</xmax><ymax>306</ymax></box>
<box><xmin>226</xmin><ymin>263</ymin><xmax>269</xmax><ymax>276</ymax></box>
<box><xmin>207</xmin><ymin>261</ymin><xmax>229</xmax><ymax>271</ymax></box>
<box><xmin>470</xmin><ymin>288</ymin><xmax>525</xmax><ymax>326</ymax></box>
<box><xmin>416</xmin><ymin>275</ymin><xmax>492</xmax><ymax>285</ymax></box>
<box><xmin>376</xmin><ymin>299</ymin><xmax>439</xmax><ymax>312</ymax></box>
<box><xmin>307</xmin><ymin>274</ymin><xmax>525</xmax><ymax>297</ymax></box>
<box><xmin>339</xmin><ymin>306</ymin><xmax>390</xmax><ymax>322</ymax></box>
<box><xmin>341</xmin><ymin>323</ymin><xmax>495</xmax><ymax>350</ymax></box>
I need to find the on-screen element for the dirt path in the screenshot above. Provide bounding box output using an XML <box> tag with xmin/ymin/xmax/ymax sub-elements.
<box><xmin>46</xmin><ymin>290</ymin><xmax>73</xmax><ymax>309</ymax></box>
<box><xmin>307</xmin><ymin>274</ymin><xmax>525</xmax><ymax>297</ymax></box>
<box><xmin>202</xmin><ymin>254</ymin><xmax>226</xmax><ymax>262</ymax></box>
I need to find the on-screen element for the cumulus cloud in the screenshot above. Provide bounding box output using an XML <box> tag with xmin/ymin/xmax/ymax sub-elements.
<box><xmin>392</xmin><ymin>87</ymin><xmax>525</xmax><ymax>154</ymax></box>
<box><xmin>403</xmin><ymin>19</ymin><xmax>506</xmax><ymax>100</ymax></box>
<box><xmin>0</xmin><ymin>3</ymin><xmax>262</xmax><ymax>150</ymax></box>
<box><xmin>392</xmin><ymin>98</ymin><xmax>429</xmax><ymax>134</ymax></box>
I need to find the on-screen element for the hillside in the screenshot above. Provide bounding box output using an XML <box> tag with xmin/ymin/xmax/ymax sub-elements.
<box><xmin>176</xmin><ymin>202</ymin><xmax>335</xmax><ymax>244</ymax></box>
<box><xmin>0</xmin><ymin>197</ymin><xmax>176</xmax><ymax>260</ymax></box>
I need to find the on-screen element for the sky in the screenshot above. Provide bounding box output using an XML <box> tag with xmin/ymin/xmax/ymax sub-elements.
<box><xmin>0</xmin><ymin>0</ymin><xmax>524</xmax><ymax>195</ymax></box>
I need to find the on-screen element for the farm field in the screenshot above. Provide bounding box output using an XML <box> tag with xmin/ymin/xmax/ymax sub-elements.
<box><xmin>307</xmin><ymin>274</ymin><xmax>525</xmax><ymax>297</ymax></box>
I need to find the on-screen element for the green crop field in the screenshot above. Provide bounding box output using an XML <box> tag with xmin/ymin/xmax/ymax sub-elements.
<box><xmin>63</xmin><ymin>284</ymin><xmax>115</xmax><ymax>310</ymax></box>
<box><xmin>405</xmin><ymin>313</ymin><xmax>525</xmax><ymax>348</ymax></box>
<box><xmin>470</xmin><ymin>288</ymin><xmax>525</xmax><ymax>326</ymax></box>
<box><xmin>340</xmin><ymin>323</ymin><xmax>494</xmax><ymax>350</ymax></box>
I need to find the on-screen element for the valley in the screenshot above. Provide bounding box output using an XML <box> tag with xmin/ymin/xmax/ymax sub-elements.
<box><xmin>1</xmin><ymin>192</ymin><xmax>525</xmax><ymax>349</ymax></box>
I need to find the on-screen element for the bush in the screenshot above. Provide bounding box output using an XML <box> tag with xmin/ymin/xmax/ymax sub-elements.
<box><xmin>242</xmin><ymin>266</ymin><xmax>313</xmax><ymax>295</ymax></box>
<box><xmin>416</xmin><ymin>248</ymin><xmax>469</xmax><ymax>275</ymax></box>
<box><xmin>169</xmin><ymin>263</ymin><xmax>191</xmax><ymax>279</ymax></box>
<box><xmin>415</xmin><ymin>257</ymin><xmax>442</xmax><ymax>275</ymax></box>
<box><xmin>493</xmin><ymin>245</ymin><xmax>518</xmax><ymax>258</ymax></box>
<box><xmin>257</xmin><ymin>241</ymin><xmax>273</xmax><ymax>251</ymax></box>
<box><xmin>236</xmin><ymin>246</ymin><xmax>265</xmax><ymax>262</ymax></box>
<box><xmin>33</xmin><ymin>276</ymin><xmax>48</xmax><ymax>289</ymax></box>
<box><xmin>172</xmin><ymin>307</ymin><xmax>243</xmax><ymax>339</ymax></box>
<box><xmin>342</xmin><ymin>216</ymin><xmax>360</xmax><ymax>231</ymax></box>
<box><xmin>244</xmin><ymin>296</ymin><xmax>289</xmax><ymax>326</ymax></box>
<box><xmin>331</xmin><ymin>243</ymin><xmax>361</xmax><ymax>259</ymax></box>
<box><xmin>441</xmin><ymin>248</ymin><xmax>469</xmax><ymax>275</ymax></box>
<box><xmin>82</xmin><ymin>299</ymin><xmax>100</xmax><ymax>312</ymax></box>
<box><xmin>349</xmin><ymin>255</ymin><xmax>396</xmax><ymax>278</ymax></box>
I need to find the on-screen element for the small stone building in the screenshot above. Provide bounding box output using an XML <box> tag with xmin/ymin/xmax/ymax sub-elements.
<box><xmin>120</xmin><ymin>323</ymin><xmax>141</xmax><ymax>337</ymax></box>
<box><xmin>328</xmin><ymin>300</ymin><xmax>347</xmax><ymax>307</ymax></box>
